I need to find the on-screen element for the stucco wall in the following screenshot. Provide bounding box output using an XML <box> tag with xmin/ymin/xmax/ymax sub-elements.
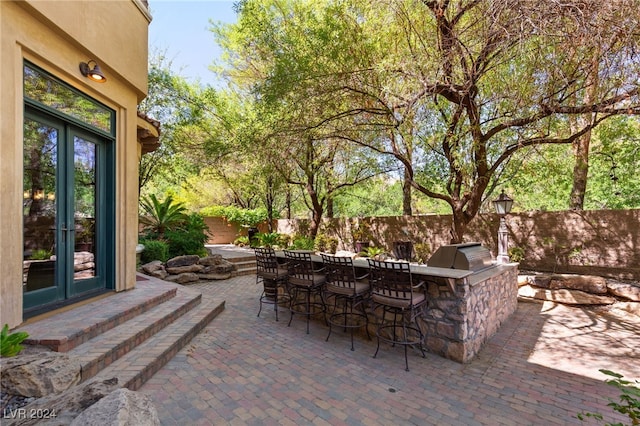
<box><xmin>267</xmin><ymin>209</ymin><xmax>639</xmax><ymax>280</ymax></box>
<box><xmin>0</xmin><ymin>0</ymin><xmax>151</xmax><ymax>328</ymax></box>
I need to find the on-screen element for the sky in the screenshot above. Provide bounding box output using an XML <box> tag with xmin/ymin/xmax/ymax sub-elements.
<box><xmin>148</xmin><ymin>1</ymin><xmax>238</xmax><ymax>87</ymax></box>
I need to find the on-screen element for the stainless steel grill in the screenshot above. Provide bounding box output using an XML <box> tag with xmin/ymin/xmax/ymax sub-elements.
<box><xmin>427</xmin><ymin>242</ymin><xmax>493</xmax><ymax>272</ymax></box>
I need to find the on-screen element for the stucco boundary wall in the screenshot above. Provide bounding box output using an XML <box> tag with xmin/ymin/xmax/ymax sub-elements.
<box><xmin>203</xmin><ymin>209</ymin><xmax>638</xmax><ymax>280</ymax></box>
<box><xmin>279</xmin><ymin>209</ymin><xmax>638</xmax><ymax>280</ymax></box>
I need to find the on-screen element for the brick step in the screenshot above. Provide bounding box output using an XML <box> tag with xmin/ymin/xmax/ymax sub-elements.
<box><xmin>69</xmin><ymin>288</ymin><xmax>203</xmax><ymax>382</ymax></box>
<box><xmin>21</xmin><ymin>280</ymin><xmax>178</xmax><ymax>352</ymax></box>
<box><xmin>93</xmin><ymin>294</ymin><xmax>225</xmax><ymax>391</ymax></box>
<box><xmin>233</xmin><ymin>266</ymin><xmax>258</xmax><ymax>277</ymax></box>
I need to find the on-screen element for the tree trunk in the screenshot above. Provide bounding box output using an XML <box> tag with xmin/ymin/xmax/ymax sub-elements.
<box><xmin>402</xmin><ymin>166</ymin><xmax>412</xmax><ymax>216</ymax></box>
<box><xmin>569</xmin><ymin>50</ymin><xmax>599</xmax><ymax>210</ymax></box>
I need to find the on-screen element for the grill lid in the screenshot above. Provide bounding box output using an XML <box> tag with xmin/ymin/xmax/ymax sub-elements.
<box><xmin>427</xmin><ymin>242</ymin><xmax>493</xmax><ymax>272</ymax></box>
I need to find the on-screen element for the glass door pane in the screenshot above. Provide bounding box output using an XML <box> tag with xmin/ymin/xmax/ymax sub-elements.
<box><xmin>23</xmin><ymin>118</ymin><xmax>61</xmax><ymax>306</ymax></box>
<box><xmin>71</xmin><ymin>134</ymin><xmax>100</xmax><ymax>295</ymax></box>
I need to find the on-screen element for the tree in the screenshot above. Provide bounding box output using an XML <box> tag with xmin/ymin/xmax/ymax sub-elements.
<box><xmin>224</xmin><ymin>0</ymin><xmax>640</xmax><ymax>242</ymax></box>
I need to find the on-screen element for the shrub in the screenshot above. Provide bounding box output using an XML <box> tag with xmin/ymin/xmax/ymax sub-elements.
<box><xmin>360</xmin><ymin>246</ymin><xmax>385</xmax><ymax>258</ymax></box>
<box><xmin>314</xmin><ymin>233</ymin><xmax>338</xmax><ymax>254</ymax></box>
<box><xmin>139</xmin><ymin>239</ymin><xmax>169</xmax><ymax>263</ymax></box>
<box><xmin>1</xmin><ymin>324</ymin><xmax>29</xmax><ymax>357</ymax></box>
<box><xmin>289</xmin><ymin>235</ymin><xmax>315</xmax><ymax>250</ymax></box>
<box><xmin>165</xmin><ymin>229</ymin><xmax>208</xmax><ymax>258</ymax></box>
<box><xmin>234</xmin><ymin>236</ymin><xmax>250</xmax><ymax>247</ymax></box>
<box><xmin>30</xmin><ymin>248</ymin><xmax>52</xmax><ymax>260</ymax></box>
<box><xmin>139</xmin><ymin>194</ymin><xmax>187</xmax><ymax>237</ymax></box>
<box><xmin>413</xmin><ymin>243</ymin><xmax>432</xmax><ymax>264</ymax></box>
<box><xmin>508</xmin><ymin>246</ymin><xmax>525</xmax><ymax>263</ymax></box>
<box><xmin>577</xmin><ymin>369</ymin><xmax>639</xmax><ymax>425</ymax></box>
<box><xmin>255</xmin><ymin>232</ymin><xmax>283</xmax><ymax>248</ymax></box>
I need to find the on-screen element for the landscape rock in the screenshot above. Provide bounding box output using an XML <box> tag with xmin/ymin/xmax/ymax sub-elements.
<box><xmin>70</xmin><ymin>388</ymin><xmax>159</xmax><ymax>426</ymax></box>
<box><xmin>165</xmin><ymin>264</ymin><xmax>204</xmax><ymax>275</ymax></box>
<box><xmin>518</xmin><ymin>285</ymin><xmax>616</xmax><ymax>305</ymax></box>
<box><xmin>613</xmin><ymin>301</ymin><xmax>640</xmax><ymax>316</ymax></box>
<box><xmin>147</xmin><ymin>269</ymin><xmax>168</xmax><ymax>280</ymax></box>
<box><xmin>0</xmin><ymin>350</ymin><xmax>81</xmax><ymax>398</ymax></box>
<box><xmin>141</xmin><ymin>261</ymin><xmax>164</xmax><ymax>275</ymax></box>
<box><xmin>165</xmin><ymin>255</ymin><xmax>200</xmax><ymax>268</ymax></box>
<box><xmin>4</xmin><ymin>377</ymin><xmax>119</xmax><ymax>426</ymax></box>
<box><xmin>607</xmin><ymin>280</ymin><xmax>640</xmax><ymax>302</ymax></box>
<box><xmin>164</xmin><ymin>272</ymin><xmax>200</xmax><ymax>284</ymax></box>
<box><xmin>198</xmin><ymin>254</ymin><xmax>224</xmax><ymax>266</ymax></box>
<box><xmin>548</xmin><ymin>274</ymin><xmax>608</xmax><ymax>294</ymax></box>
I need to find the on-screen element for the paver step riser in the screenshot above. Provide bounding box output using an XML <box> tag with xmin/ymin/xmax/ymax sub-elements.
<box><xmin>75</xmin><ymin>293</ymin><xmax>202</xmax><ymax>382</ymax></box>
<box><xmin>23</xmin><ymin>287</ymin><xmax>178</xmax><ymax>352</ymax></box>
<box><xmin>95</xmin><ymin>298</ymin><xmax>225</xmax><ymax>391</ymax></box>
<box><xmin>232</xmin><ymin>268</ymin><xmax>257</xmax><ymax>277</ymax></box>
<box><xmin>225</xmin><ymin>255</ymin><xmax>257</xmax><ymax>263</ymax></box>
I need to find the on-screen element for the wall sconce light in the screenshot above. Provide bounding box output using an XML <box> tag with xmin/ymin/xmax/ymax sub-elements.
<box><xmin>79</xmin><ymin>60</ymin><xmax>107</xmax><ymax>83</ymax></box>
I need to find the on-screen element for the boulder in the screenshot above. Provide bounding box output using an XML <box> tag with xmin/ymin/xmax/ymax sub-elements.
<box><xmin>140</xmin><ymin>261</ymin><xmax>164</xmax><ymax>275</ymax></box>
<box><xmin>548</xmin><ymin>274</ymin><xmax>608</xmax><ymax>294</ymax></box>
<box><xmin>518</xmin><ymin>285</ymin><xmax>616</xmax><ymax>305</ymax></box>
<box><xmin>165</xmin><ymin>255</ymin><xmax>200</xmax><ymax>268</ymax></box>
<box><xmin>0</xmin><ymin>349</ymin><xmax>81</xmax><ymax>398</ymax></box>
<box><xmin>70</xmin><ymin>388</ymin><xmax>159</xmax><ymax>426</ymax></box>
<box><xmin>607</xmin><ymin>280</ymin><xmax>640</xmax><ymax>302</ymax></box>
<box><xmin>165</xmin><ymin>264</ymin><xmax>204</xmax><ymax>275</ymax></box>
<box><xmin>198</xmin><ymin>254</ymin><xmax>224</xmax><ymax>266</ymax></box>
<box><xmin>164</xmin><ymin>272</ymin><xmax>200</xmax><ymax>284</ymax></box>
<box><xmin>147</xmin><ymin>269</ymin><xmax>168</xmax><ymax>280</ymax></box>
<box><xmin>4</xmin><ymin>377</ymin><xmax>119</xmax><ymax>426</ymax></box>
<box><xmin>201</xmin><ymin>262</ymin><xmax>235</xmax><ymax>274</ymax></box>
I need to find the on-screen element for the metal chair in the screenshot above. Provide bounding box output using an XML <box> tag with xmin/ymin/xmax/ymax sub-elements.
<box><xmin>368</xmin><ymin>258</ymin><xmax>427</xmax><ymax>371</ymax></box>
<box><xmin>284</xmin><ymin>250</ymin><xmax>327</xmax><ymax>334</ymax></box>
<box><xmin>255</xmin><ymin>247</ymin><xmax>289</xmax><ymax>321</ymax></box>
<box><xmin>321</xmin><ymin>254</ymin><xmax>371</xmax><ymax>351</ymax></box>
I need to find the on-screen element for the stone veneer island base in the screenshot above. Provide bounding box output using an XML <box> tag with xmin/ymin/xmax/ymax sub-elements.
<box><xmin>419</xmin><ymin>264</ymin><xmax>519</xmax><ymax>363</ymax></box>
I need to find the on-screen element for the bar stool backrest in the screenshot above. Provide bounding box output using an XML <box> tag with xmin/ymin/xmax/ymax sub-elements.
<box><xmin>367</xmin><ymin>258</ymin><xmax>413</xmax><ymax>302</ymax></box>
<box><xmin>321</xmin><ymin>254</ymin><xmax>358</xmax><ymax>295</ymax></box>
<box><xmin>255</xmin><ymin>247</ymin><xmax>281</xmax><ymax>278</ymax></box>
<box><xmin>284</xmin><ymin>250</ymin><xmax>317</xmax><ymax>286</ymax></box>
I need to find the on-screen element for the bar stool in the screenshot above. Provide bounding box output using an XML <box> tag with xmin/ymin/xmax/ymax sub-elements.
<box><xmin>321</xmin><ymin>254</ymin><xmax>371</xmax><ymax>351</ymax></box>
<box><xmin>368</xmin><ymin>258</ymin><xmax>427</xmax><ymax>371</ymax></box>
<box><xmin>284</xmin><ymin>250</ymin><xmax>327</xmax><ymax>334</ymax></box>
<box><xmin>255</xmin><ymin>247</ymin><xmax>289</xmax><ymax>321</ymax></box>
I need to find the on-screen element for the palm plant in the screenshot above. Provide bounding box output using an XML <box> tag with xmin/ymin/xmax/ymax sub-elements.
<box><xmin>139</xmin><ymin>194</ymin><xmax>187</xmax><ymax>238</ymax></box>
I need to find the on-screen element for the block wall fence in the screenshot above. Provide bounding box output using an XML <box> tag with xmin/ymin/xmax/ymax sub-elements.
<box><xmin>204</xmin><ymin>209</ymin><xmax>640</xmax><ymax>280</ymax></box>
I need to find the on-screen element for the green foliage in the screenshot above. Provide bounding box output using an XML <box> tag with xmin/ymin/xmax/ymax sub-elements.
<box><xmin>1</xmin><ymin>324</ymin><xmax>29</xmax><ymax>357</ymax></box>
<box><xmin>577</xmin><ymin>369</ymin><xmax>640</xmax><ymax>425</ymax></box>
<box><xmin>508</xmin><ymin>246</ymin><xmax>526</xmax><ymax>263</ymax></box>
<box><xmin>314</xmin><ymin>233</ymin><xmax>338</xmax><ymax>254</ymax></box>
<box><xmin>139</xmin><ymin>194</ymin><xmax>188</xmax><ymax>237</ymax></box>
<box><xmin>30</xmin><ymin>249</ymin><xmax>52</xmax><ymax>260</ymax></box>
<box><xmin>234</xmin><ymin>236</ymin><xmax>250</xmax><ymax>247</ymax></box>
<box><xmin>288</xmin><ymin>235</ymin><xmax>316</xmax><ymax>250</ymax></box>
<box><xmin>360</xmin><ymin>246</ymin><xmax>385</xmax><ymax>258</ymax></box>
<box><xmin>164</xmin><ymin>213</ymin><xmax>210</xmax><ymax>258</ymax></box>
<box><xmin>139</xmin><ymin>239</ymin><xmax>170</xmax><ymax>263</ymax></box>
<box><xmin>413</xmin><ymin>243</ymin><xmax>432</xmax><ymax>264</ymax></box>
<box><xmin>255</xmin><ymin>232</ymin><xmax>283</xmax><ymax>248</ymax></box>
<box><xmin>200</xmin><ymin>205</ymin><xmax>269</xmax><ymax>227</ymax></box>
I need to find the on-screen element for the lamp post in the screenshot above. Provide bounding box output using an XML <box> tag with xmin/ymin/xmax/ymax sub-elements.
<box><xmin>492</xmin><ymin>190</ymin><xmax>513</xmax><ymax>264</ymax></box>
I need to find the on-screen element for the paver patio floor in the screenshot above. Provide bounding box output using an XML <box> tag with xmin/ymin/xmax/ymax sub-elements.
<box><xmin>139</xmin><ymin>274</ymin><xmax>639</xmax><ymax>425</ymax></box>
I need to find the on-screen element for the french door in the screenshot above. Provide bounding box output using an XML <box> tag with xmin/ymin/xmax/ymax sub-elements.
<box><xmin>23</xmin><ymin>108</ymin><xmax>111</xmax><ymax>313</ymax></box>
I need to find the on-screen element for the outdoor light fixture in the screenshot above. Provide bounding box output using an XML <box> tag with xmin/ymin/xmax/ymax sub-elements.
<box><xmin>492</xmin><ymin>190</ymin><xmax>513</xmax><ymax>264</ymax></box>
<box><xmin>79</xmin><ymin>60</ymin><xmax>106</xmax><ymax>83</ymax></box>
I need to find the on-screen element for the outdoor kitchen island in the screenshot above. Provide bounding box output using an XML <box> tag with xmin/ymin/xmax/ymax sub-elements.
<box><xmin>277</xmin><ymin>243</ymin><xmax>519</xmax><ymax>363</ymax></box>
